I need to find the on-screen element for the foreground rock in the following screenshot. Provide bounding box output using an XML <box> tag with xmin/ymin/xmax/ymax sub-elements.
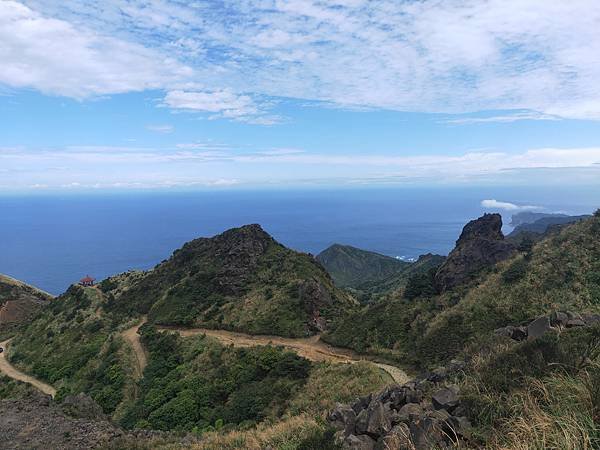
<box><xmin>0</xmin><ymin>393</ymin><xmax>198</xmax><ymax>449</ymax></box>
<box><xmin>329</xmin><ymin>361</ymin><xmax>470</xmax><ymax>449</ymax></box>
<box><xmin>435</xmin><ymin>214</ymin><xmax>515</xmax><ymax>292</ymax></box>
<box><xmin>0</xmin><ymin>393</ymin><xmax>123</xmax><ymax>449</ymax></box>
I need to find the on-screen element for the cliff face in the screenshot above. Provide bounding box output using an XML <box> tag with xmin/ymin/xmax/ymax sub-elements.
<box><xmin>434</xmin><ymin>214</ymin><xmax>515</xmax><ymax>292</ymax></box>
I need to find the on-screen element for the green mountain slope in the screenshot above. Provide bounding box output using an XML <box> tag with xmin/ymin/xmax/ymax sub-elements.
<box><xmin>8</xmin><ymin>285</ymin><xmax>137</xmax><ymax>416</ymax></box>
<box><xmin>354</xmin><ymin>253</ymin><xmax>445</xmax><ymax>296</ymax></box>
<box><xmin>316</xmin><ymin>244</ymin><xmax>409</xmax><ymax>288</ymax></box>
<box><xmin>105</xmin><ymin>224</ymin><xmax>356</xmax><ymax>337</ymax></box>
<box><xmin>325</xmin><ymin>212</ymin><xmax>600</xmax><ymax>367</ymax></box>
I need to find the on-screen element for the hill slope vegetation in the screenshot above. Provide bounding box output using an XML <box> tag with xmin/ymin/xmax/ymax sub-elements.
<box><xmin>316</xmin><ymin>244</ymin><xmax>409</xmax><ymax>288</ymax></box>
<box><xmin>105</xmin><ymin>224</ymin><xmax>356</xmax><ymax>337</ymax></box>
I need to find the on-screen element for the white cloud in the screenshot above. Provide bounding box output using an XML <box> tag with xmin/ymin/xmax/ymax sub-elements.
<box><xmin>481</xmin><ymin>199</ymin><xmax>542</xmax><ymax>211</ymax></box>
<box><xmin>443</xmin><ymin>112</ymin><xmax>561</xmax><ymax>125</ymax></box>
<box><xmin>0</xmin><ymin>1</ymin><xmax>192</xmax><ymax>98</ymax></box>
<box><xmin>146</xmin><ymin>124</ymin><xmax>174</xmax><ymax>134</ymax></box>
<box><xmin>163</xmin><ymin>89</ymin><xmax>280</xmax><ymax>124</ymax></box>
<box><xmin>6</xmin><ymin>0</ymin><xmax>600</xmax><ymax>119</ymax></box>
<box><xmin>2</xmin><ymin>145</ymin><xmax>600</xmax><ymax>190</ymax></box>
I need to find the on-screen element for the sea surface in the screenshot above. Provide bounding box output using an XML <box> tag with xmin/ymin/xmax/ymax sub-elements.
<box><xmin>1</xmin><ymin>187</ymin><xmax>598</xmax><ymax>295</ymax></box>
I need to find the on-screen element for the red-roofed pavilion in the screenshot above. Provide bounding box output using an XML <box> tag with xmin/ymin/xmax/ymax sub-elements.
<box><xmin>79</xmin><ymin>275</ymin><xmax>95</xmax><ymax>286</ymax></box>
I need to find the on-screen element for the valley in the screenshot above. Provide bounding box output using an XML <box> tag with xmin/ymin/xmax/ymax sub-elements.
<box><xmin>156</xmin><ymin>325</ymin><xmax>410</xmax><ymax>384</ymax></box>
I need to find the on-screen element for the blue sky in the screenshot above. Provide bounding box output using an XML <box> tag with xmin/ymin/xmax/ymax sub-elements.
<box><xmin>1</xmin><ymin>0</ymin><xmax>600</xmax><ymax>192</ymax></box>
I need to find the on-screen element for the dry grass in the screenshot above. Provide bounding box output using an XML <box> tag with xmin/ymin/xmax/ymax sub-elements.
<box><xmin>189</xmin><ymin>414</ymin><xmax>327</xmax><ymax>450</ymax></box>
<box><xmin>489</xmin><ymin>374</ymin><xmax>598</xmax><ymax>450</ymax></box>
<box><xmin>287</xmin><ymin>361</ymin><xmax>392</xmax><ymax>416</ymax></box>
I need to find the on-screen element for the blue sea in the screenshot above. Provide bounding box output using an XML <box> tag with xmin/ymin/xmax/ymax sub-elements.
<box><xmin>1</xmin><ymin>187</ymin><xmax>598</xmax><ymax>295</ymax></box>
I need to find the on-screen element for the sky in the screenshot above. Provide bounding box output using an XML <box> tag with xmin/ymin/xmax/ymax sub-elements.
<box><xmin>1</xmin><ymin>0</ymin><xmax>600</xmax><ymax>192</ymax></box>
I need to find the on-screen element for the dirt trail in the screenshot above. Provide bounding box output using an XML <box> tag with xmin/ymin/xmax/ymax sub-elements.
<box><xmin>121</xmin><ymin>318</ymin><xmax>148</xmax><ymax>379</ymax></box>
<box><xmin>157</xmin><ymin>326</ymin><xmax>410</xmax><ymax>384</ymax></box>
<box><xmin>0</xmin><ymin>339</ymin><xmax>56</xmax><ymax>397</ymax></box>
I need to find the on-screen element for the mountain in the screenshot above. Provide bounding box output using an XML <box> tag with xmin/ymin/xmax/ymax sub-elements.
<box><xmin>0</xmin><ymin>274</ymin><xmax>52</xmax><ymax>339</ymax></box>
<box><xmin>508</xmin><ymin>213</ymin><xmax>590</xmax><ymax>238</ymax></box>
<box><xmin>106</xmin><ymin>224</ymin><xmax>356</xmax><ymax>337</ymax></box>
<box><xmin>434</xmin><ymin>213</ymin><xmax>515</xmax><ymax>292</ymax></box>
<box><xmin>325</xmin><ymin>212</ymin><xmax>600</xmax><ymax>365</ymax></box>
<box><xmin>509</xmin><ymin>211</ymin><xmax>568</xmax><ymax>227</ymax></box>
<box><xmin>316</xmin><ymin>244</ymin><xmax>410</xmax><ymax>288</ymax></box>
<box><xmin>326</xmin><ymin>210</ymin><xmax>600</xmax><ymax>449</ymax></box>
<box><xmin>4</xmin><ymin>213</ymin><xmax>600</xmax><ymax>449</ymax></box>
<box><xmin>352</xmin><ymin>253</ymin><xmax>445</xmax><ymax>297</ymax></box>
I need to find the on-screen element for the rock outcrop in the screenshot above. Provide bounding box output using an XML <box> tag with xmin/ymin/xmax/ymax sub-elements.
<box><xmin>0</xmin><ymin>393</ymin><xmax>124</xmax><ymax>449</ymax></box>
<box><xmin>494</xmin><ymin>311</ymin><xmax>600</xmax><ymax>341</ymax></box>
<box><xmin>329</xmin><ymin>360</ymin><xmax>470</xmax><ymax>449</ymax></box>
<box><xmin>435</xmin><ymin>214</ymin><xmax>515</xmax><ymax>292</ymax></box>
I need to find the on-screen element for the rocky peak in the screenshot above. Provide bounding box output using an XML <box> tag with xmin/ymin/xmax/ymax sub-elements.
<box><xmin>435</xmin><ymin>214</ymin><xmax>515</xmax><ymax>292</ymax></box>
<box><xmin>456</xmin><ymin>213</ymin><xmax>504</xmax><ymax>244</ymax></box>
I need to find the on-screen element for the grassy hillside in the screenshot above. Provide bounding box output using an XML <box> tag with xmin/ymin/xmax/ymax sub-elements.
<box><xmin>8</xmin><ymin>285</ymin><xmax>137</xmax><ymax>416</ymax></box>
<box><xmin>459</xmin><ymin>319</ymin><xmax>600</xmax><ymax>448</ymax></box>
<box><xmin>353</xmin><ymin>253</ymin><xmax>445</xmax><ymax>298</ymax></box>
<box><xmin>316</xmin><ymin>244</ymin><xmax>409</xmax><ymax>288</ymax></box>
<box><xmin>105</xmin><ymin>224</ymin><xmax>356</xmax><ymax>337</ymax></box>
<box><xmin>326</xmin><ymin>213</ymin><xmax>600</xmax><ymax>368</ymax></box>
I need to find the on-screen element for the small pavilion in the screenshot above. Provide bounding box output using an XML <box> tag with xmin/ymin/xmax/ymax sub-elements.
<box><xmin>79</xmin><ymin>275</ymin><xmax>95</xmax><ymax>287</ymax></box>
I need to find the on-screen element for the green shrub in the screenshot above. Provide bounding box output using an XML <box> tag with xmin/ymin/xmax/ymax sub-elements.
<box><xmin>502</xmin><ymin>258</ymin><xmax>528</xmax><ymax>283</ymax></box>
<box><xmin>120</xmin><ymin>329</ymin><xmax>310</xmax><ymax>432</ymax></box>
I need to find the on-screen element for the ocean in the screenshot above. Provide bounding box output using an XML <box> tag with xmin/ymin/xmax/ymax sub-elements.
<box><xmin>1</xmin><ymin>186</ymin><xmax>598</xmax><ymax>295</ymax></box>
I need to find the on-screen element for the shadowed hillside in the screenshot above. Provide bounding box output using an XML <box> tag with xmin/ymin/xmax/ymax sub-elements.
<box><xmin>0</xmin><ymin>274</ymin><xmax>52</xmax><ymax>340</ymax></box>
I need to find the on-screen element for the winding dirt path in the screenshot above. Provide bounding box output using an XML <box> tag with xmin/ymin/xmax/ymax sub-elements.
<box><xmin>0</xmin><ymin>339</ymin><xmax>56</xmax><ymax>397</ymax></box>
<box><xmin>121</xmin><ymin>318</ymin><xmax>148</xmax><ymax>379</ymax></box>
<box><xmin>157</xmin><ymin>326</ymin><xmax>410</xmax><ymax>384</ymax></box>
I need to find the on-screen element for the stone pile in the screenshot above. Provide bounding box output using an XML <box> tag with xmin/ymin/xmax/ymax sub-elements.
<box><xmin>494</xmin><ymin>311</ymin><xmax>600</xmax><ymax>341</ymax></box>
<box><xmin>329</xmin><ymin>363</ymin><xmax>471</xmax><ymax>450</ymax></box>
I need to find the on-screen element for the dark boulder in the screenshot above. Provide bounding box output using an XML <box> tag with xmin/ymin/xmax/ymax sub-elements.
<box><xmin>527</xmin><ymin>316</ymin><xmax>552</xmax><ymax>340</ymax></box>
<box><xmin>409</xmin><ymin>417</ymin><xmax>445</xmax><ymax>450</ymax></box>
<box><xmin>431</xmin><ymin>385</ymin><xmax>460</xmax><ymax>411</ymax></box>
<box><xmin>566</xmin><ymin>318</ymin><xmax>586</xmax><ymax>328</ymax></box>
<box><xmin>582</xmin><ymin>314</ymin><xmax>600</xmax><ymax>326</ymax></box>
<box><xmin>344</xmin><ymin>434</ymin><xmax>376</xmax><ymax>450</ymax></box>
<box><xmin>330</xmin><ymin>403</ymin><xmax>357</xmax><ymax>438</ymax></box>
<box><xmin>397</xmin><ymin>403</ymin><xmax>424</xmax><ymax>423</ymax></box>
<box><xmin>494</xmin><ymin>325</ymin><xmax>527</xmax><ymax>341</ymax></box>
<box><xmin>352</xmin><ymin>394</ymin><xmax>372</xmax><ymax>415</ymax></box>
<box><xmin>365</xmin><ymin>402</ymin><xmax>393</xmax><ymax>437</ymax></box>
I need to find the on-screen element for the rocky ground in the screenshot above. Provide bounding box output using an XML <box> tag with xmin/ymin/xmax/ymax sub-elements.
<box><xmin>0</xmin><ymin>393</ymin><xmax>124</xmax><ymax>449</ymax></box>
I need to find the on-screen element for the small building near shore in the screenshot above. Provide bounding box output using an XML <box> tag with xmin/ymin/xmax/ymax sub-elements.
<box><xmin>79</xmin><ymin>275</ymin><xmax>95</xmax><ymax>287</ymax></box>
